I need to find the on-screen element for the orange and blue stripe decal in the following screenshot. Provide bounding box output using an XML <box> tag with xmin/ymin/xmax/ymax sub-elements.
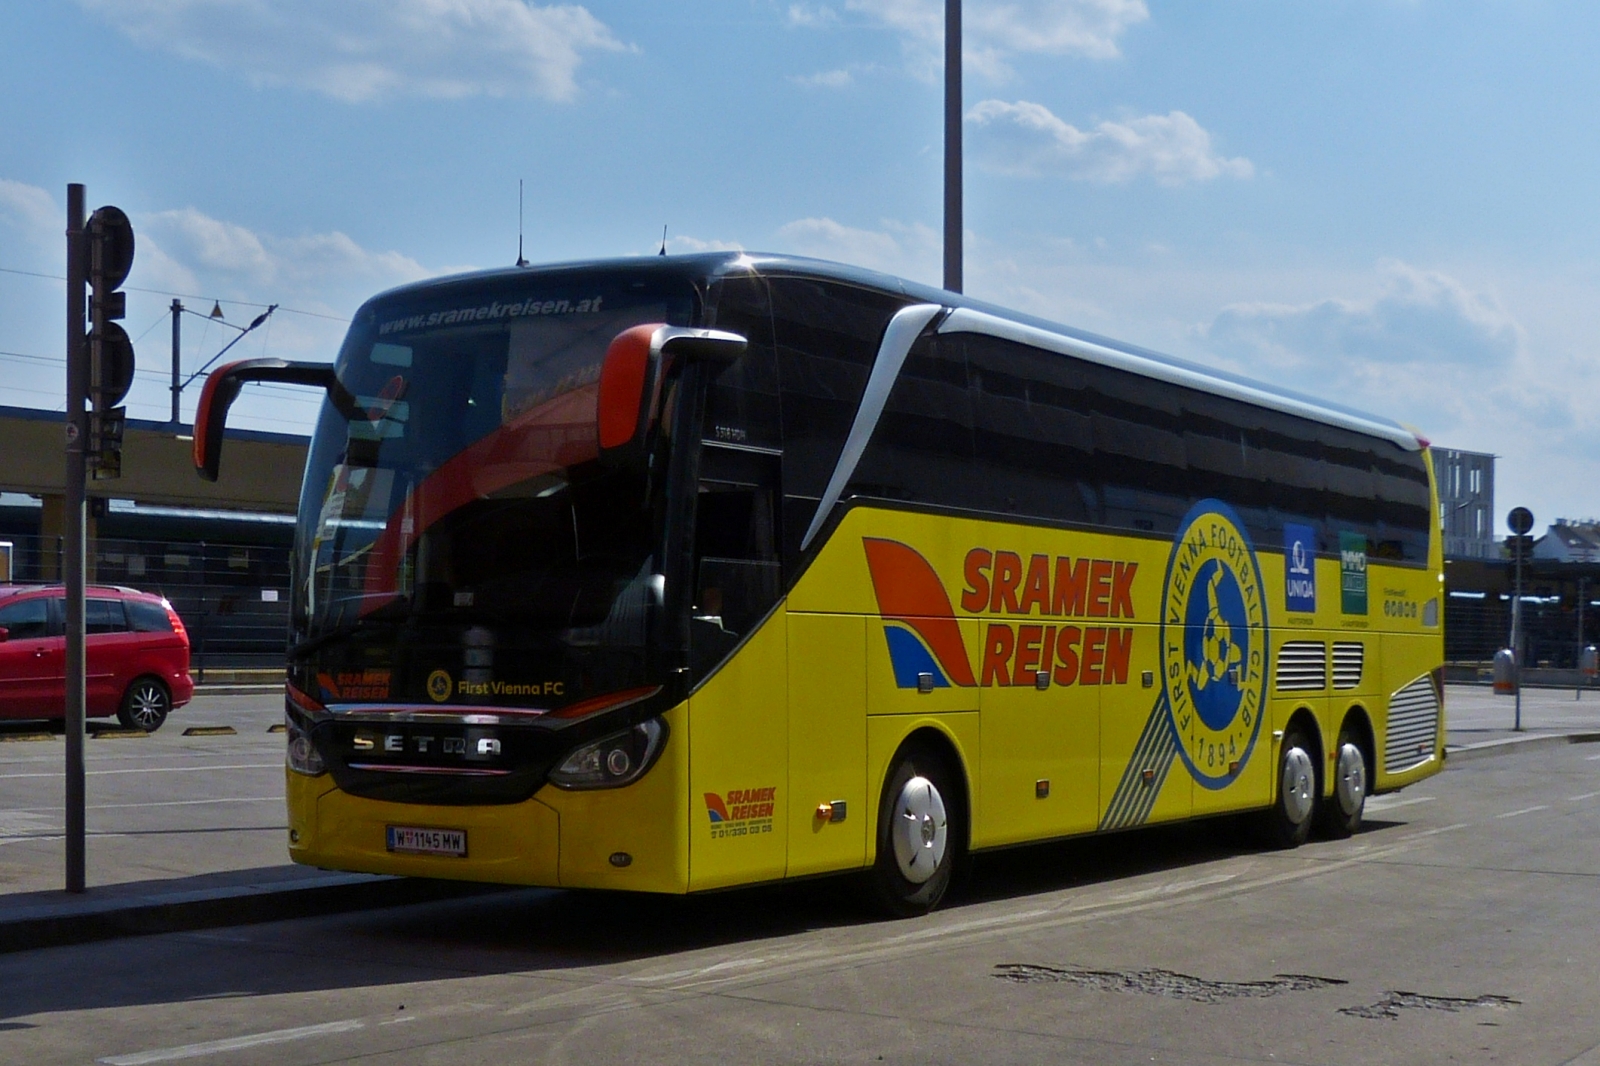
<box><xmin>862</xmin><ymin>537</ymin><xmax>977</xmax><ymax>688</ymax></box>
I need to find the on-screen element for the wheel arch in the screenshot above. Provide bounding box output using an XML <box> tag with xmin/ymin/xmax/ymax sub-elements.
<box><xmin>1281</xmin><ymin>704</ymin><xmax>1325</xmax><ymax>798</ymax></box>
<box><xmin>879</xmin><ymin>724</ymin><xmax>974</xmax><ymax>856</ymax></box>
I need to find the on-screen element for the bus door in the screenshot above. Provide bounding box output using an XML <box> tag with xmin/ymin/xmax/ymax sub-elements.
<box><xmin>685</xmin><ymin>442</ymin><xmax>791</xmax><ymax>889</ymax></box>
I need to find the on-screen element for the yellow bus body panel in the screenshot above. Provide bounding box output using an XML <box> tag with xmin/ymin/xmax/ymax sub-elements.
<box><xmin>687</xmin><ymin>608</ymin><xmax>791</xmax><ymax>891</ymax></box>
<box><xmin>288</xmin><ymin>446</ymin><xmax>1444</xmax><ymax>892</ymax></box>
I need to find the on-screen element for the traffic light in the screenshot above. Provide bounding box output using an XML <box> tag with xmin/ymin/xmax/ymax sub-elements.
<box><xmin>87</xmin><ymin>205</ymin><xmax>135</xmax><ymax>479</ymax></box>
<box><xmin>1505</xmin><ymin>534</ymin><xmax>1534</xmax><ymax>565</ymax></box>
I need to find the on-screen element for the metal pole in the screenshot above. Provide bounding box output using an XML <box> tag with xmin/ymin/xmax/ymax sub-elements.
<box><xmin>1578</xmin><ymin>575</ymin><xmax>1586</xmax><ymax>702</ymax></box>
<box><xmin>64</xmin><ymin>184</ymin><xmax>87</xmax><ymax>893</ymax></box>
<box><xmin>170</xmin><ymin>298</ymin><xmax>182</xmax><ymax>426</ymax></box>
<box><xmin>1513</xmin><ymin>550</ymin><xmax>1523</xmax><ymax>731</ymax></box>
<box><xmin>943</xmin><ymin>0</ymin><xmax>962</xmax><ymax>294</ymax></box>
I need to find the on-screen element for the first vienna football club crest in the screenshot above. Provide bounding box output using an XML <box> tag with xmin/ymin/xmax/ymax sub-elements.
<box><xmin>1161</xmin><ymin>500</ymin><xmax>1269</xmax><ymax>789</ymax></box>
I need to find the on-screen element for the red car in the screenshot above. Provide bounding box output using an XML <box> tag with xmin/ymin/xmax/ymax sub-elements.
<box><xmin>0</xmin><ymin>584</ymin><xmax>194</xmax><ymax>732</ymax></box>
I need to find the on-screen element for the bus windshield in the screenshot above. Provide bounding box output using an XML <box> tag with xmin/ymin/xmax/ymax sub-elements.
<box><xmin>291</xmin><ymin>275</ymin><xmax>696</xmax><ymax>708</ymax></box>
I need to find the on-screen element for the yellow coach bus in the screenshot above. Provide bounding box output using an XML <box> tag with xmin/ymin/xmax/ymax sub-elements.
<box><xmin>195</xmin><ymin>254</ymin><xmax>1444</xmax><ymax>915</ymax></box>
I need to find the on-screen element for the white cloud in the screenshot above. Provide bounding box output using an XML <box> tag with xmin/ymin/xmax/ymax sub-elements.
<box><xmin>79</xmin><ymin>0</ymin><xmax>630</xmax><ymax>103</ymax></box>
<box><xmin>786</xmin><ymin>3</ymin><xmax>839</xmax><ymax>27</ymax></box>
<box><xmin>663</xmin><ymin>235</ymin><xmax>745</xmax><ymax>254</ymax></box>
<box><xmin>776</xmin><ymin>216</ymin><xmax>941</xmax><ymax>284</ymax></box>
<box><xmin>142</xmin><ymin>207</ymin><xmax>430</xmax><ymax>291</ymax></box>
<box><xmin>837</xmin><ymin>0</ymin><xmax>1147</xmax><ymax>79</ymax></box>
<box><xmin>967</xmin><ymin>101</ymin><xmax>1253</xmax><ymax>185</ymax></box>
<box><xmin>1204</xmin><ymin>260</ymin><xmax>1521</xmax><ymax>373</ymax></box>
<box><xmin>0</xmin><ymin>179</ymin><xmax>58</xmax><ymax>240</ymax></box>
<box><xmin>791</xmin><ymin>68</ymin><xmax>856</xmax><ymax>88</ymax></box>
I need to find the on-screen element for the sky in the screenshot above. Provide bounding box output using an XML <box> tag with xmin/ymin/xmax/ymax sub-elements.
<box><xmin>2</xmin><ymin>0</ymin><xmax>1598</xmax><ymax>536</ymax></box>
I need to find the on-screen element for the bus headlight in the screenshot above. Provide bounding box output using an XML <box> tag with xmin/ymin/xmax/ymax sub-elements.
<box><xmin>550</xmin><ymin>719</ymin><xmax>666</xmax><ymax>790</ymax></box>
<box><xmin>285</xmin><ymin>713</ymin><xmax>326</xmax><ymax>776</ymax></box>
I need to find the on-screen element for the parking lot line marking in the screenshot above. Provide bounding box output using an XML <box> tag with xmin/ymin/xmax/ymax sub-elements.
<box><xmin>1366</xmin><ymin>795</ymin><xmax>1435</xmax><ymax>813</ymax></box>
<box><xmin>0</xmin><ymin>763</ymin><xmax>279</xmax><ymax>780</ymax></box>
<box><xmin>98</xmin><ymin>1018</ymin><xmax>366</xmax><ymax>1065</ymax></box>
<box><xmin>1495</xmin><ymin>805</ymin><xmax>1550</xmax><ymax>819</ymax></box>
<box><xmin>1568</xmin><ymin>790</ymin><xmax>1600</xmax><ymax>802</ymax></box>
<box><xmin>1587</xmin><ymin>753</ymin><xmax>1600</xmax><ymax>761</ymax></box>
<box><xmin>4</xmin><ymin>797</ymin><xmax>281</xmax><ymax>816</ymax></box>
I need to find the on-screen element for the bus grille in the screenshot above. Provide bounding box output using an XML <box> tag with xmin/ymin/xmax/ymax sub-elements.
<box><xmin>1275</xmin><ymin>641</ymin><xmax>1326</xmax><ymax>691</ymax></box>
<box><xmin>1332</xmin><ymin>642</ymin><xmax>1365</xmax><ymax>690</ymax></box>
<box><xmin>1385</xmin><ymin>675</ymin><xmax>1440</xmax><ymax>774</ymax></box>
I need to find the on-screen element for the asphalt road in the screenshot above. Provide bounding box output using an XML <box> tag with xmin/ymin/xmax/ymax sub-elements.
<box><xmin>0</xmin><ymin>691</ymin><xmax>290</xmax><ymax>896</ymax></box>
<box><xmin>3</xmin><ymin>733</ymin><xmax>1599</xmax><ymax>1064</ymax></box>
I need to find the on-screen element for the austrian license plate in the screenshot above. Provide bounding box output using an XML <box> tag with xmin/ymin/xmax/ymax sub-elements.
<box><xmin>386</xmin><ymin>825</ymin><xmax>467</xmax><ymax>857</ymax></box>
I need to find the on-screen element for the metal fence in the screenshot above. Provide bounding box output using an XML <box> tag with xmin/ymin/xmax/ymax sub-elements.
<box><xmin>4</xmin><ymin>532</ymin><xmax>290</xmax><ymax>675</ymax></box>
<box><xmin>1445</xmin><ymin>592</ymin><xmax>1596</xmax><ymax>669</ymax></box>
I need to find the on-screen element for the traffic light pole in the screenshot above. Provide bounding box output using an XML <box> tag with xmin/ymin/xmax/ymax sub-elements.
<box><xmin>64</xmin><ymin>183</ymin><xmax>88</xmax><ymax>893</ymax></box>
<box><xmin>1513</xmin><ymin>547</ymin><xmax>1523</xmax><ymax>732</ymax></box>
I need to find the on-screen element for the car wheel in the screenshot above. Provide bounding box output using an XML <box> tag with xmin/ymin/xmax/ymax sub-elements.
<box><xmin>118</xmin><ymin>677</ymin><xmax>171</xmax><ymax>732</ymax></box>
<box><xmin>870</xmin><ymin>746</ymin><xmax>961</xmax><ymax>917</ymax></box>
<box><xmin>1316</xmin><ymin>724</ymin><xmax>1369</xmax><ymax>839</ymax></box>
<box><xmin>1261</xmin><ymin>725</ymin><xmax>1317</xmax><ymax>849</ymax></box>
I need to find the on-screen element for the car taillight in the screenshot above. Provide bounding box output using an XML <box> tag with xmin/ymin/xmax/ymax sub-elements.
<box><xmin>162</xmin><ymin>599</ymin><xmax>187</xmax><ymax>638</ymax></box>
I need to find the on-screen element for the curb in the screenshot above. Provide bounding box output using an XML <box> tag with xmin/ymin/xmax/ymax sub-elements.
<box><xmin>1444</xmin><ymin>731</ymin><xmax>1600</xmax><ymax>765</ymax></box>
<box><xmin>191</xmin><ymin>683</ymin><xmax>284</xmax><ymax>695</ymax></box>
<box><xmin>0</xmin><ymin>873</ymin><xmax>507</xmax><ymax>956</ymax></box>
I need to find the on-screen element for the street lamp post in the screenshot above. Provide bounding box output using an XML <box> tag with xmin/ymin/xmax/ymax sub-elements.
<box><xmin>944</xmin><ymin>0</ymin><xmax>961</xmax><ymax>294</ymax></box>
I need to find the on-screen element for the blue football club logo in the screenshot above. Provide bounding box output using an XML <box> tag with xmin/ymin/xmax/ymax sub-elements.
<box><xmin>1161</xmin><ymin>501</ymin><xmax>1269</xmax><ymax>789</ymax></box>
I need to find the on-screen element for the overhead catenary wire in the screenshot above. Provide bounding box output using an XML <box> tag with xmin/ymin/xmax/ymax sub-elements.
<box><xmin>0</xmin><ymin>264</ymin><xmax>350</xmax><ymax>322</ymax></box>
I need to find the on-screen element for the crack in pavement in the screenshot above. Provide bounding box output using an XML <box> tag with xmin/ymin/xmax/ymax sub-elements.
<box><xmin>993</xmin><ymin>963</ymin><xmax>1347</xmax><ymax>1003</ymax></box>
<box><xmin>1339</xmin><ymin>990</ymin><xmax>1520</xmax><ymax>1020</ymax></box>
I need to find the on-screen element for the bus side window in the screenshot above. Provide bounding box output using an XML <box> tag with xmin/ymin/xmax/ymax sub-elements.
<box><xmin>768</xmin><ymin>278</ymin><xmax>909</xmax><ymax>566</ymax></box>
<box><xmin>690</xmin><ymin>446</ymin><xmax>782</xmax><ymax>680</ymax></box>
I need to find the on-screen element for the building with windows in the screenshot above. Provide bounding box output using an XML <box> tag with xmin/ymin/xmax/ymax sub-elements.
<box><xmin>1535</xmin><ymin>519</ymin><xmax>1600</xmax><ymax>563</ymax></box>
<box><xmin>1435</xmin><ymin>447</ymin><xmax>1495</xmax><ymax>559</ymax></box>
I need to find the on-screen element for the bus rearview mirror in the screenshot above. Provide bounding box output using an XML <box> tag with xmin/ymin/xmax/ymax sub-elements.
<box><xmin>598</xmin><ymin>325</ymin><xmax>747</xmax><ymax>455</ymax></box>
<box><xmin>193</xmin><ymin>358</ymin><xmax>352</xmax><ymax>482</ymax></box>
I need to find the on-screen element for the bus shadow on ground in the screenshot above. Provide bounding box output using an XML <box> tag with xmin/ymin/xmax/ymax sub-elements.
<box><xmin>0</xmin><ymin>815</ymin><xmax>1408</xmax><ymax>1024</ymax></box>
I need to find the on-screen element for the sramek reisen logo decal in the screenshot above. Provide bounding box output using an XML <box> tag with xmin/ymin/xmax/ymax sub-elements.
<box><xmin>704</xmin><ymin>788</ymin><xmax>776</xmax><ymax>840</ymax></box>
<box><xmin>1161</xmin><ymin>501</ymin><xmax>1268</xmax><ymax>788</ymax></box>
<box><xmin>860</xmin><ymin>538</ymin><xmax>1140</xmax><ymax>691</ymax></box>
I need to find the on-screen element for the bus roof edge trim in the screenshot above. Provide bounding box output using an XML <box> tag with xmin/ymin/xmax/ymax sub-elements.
<box><xmin>937</xmin><ymin>307</ymin><xmax>1422</xmax><ymax>452</ymax></box>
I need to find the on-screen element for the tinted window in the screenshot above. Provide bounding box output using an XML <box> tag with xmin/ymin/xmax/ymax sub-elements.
<box><xmin>769</xmin><ymin>278</ymin><xmax>909</xmax><ymax>559</ymax></box>
<box><xmin>690</xmin><ymin>446</ymin><xmax>783</xmax><ymax>681</ymax></box>
<box><xmin>126</xmin><ymin>599</ymin><xmax>174</xmax><ymax>633</ymax></box>
<box><xmin>860</xmin><ymin>330</ymin><xmax>1432</xmax><ymax>561</ymax></box>
<box><xmin>964</xmin><ymin>334</ymin><xmax>1103</xmax><ymax>526</ymax></box>
<box><xmin>0</xmin><ymin>598</ymin><xmax>48</xmax><ymax>640</ymax></box>
<box><xmin>705</xmin><ymin>274</ymin><xmax>782</xmax><ymax>451</ymax></box>
<box><xmin>87</xmin><ymin>598</ymin><xmax>128</xmax><ymax>634</ymax></box>
<box><xmin>848</xmin><ymin>334</ymin><xmax>976</xmax><ymax>510</ymax></box>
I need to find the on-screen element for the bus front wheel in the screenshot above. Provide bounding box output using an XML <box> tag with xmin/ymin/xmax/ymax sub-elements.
<box><xmin>1262</xmin><ymin>726</ymin><xmax>1317</xmax><ymax>849</ymax></box>
<box><xmin>870</xmin><ymin>749</ymin><xmax>959</xmax><ymax>917</ymax></box>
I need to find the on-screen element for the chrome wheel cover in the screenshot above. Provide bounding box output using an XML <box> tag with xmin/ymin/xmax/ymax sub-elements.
<box><xmin>127</xmin><ymin>683</ymin><xmax>168</xmax><ymax>729</ymax></box>
<box><xmin>1334</xmin><ymin>742</ymin><xmax>1367</xmax><ymax>817</ymax></box>
<box><xmin>1280</xmin><ymin>745</ymin><xmax>1315</xmax><ymax>826</ymax></box>
<box><xmin>890</xmin><ymin>774</ymin><xmax>948</xmax><ymax>885</ymax></box>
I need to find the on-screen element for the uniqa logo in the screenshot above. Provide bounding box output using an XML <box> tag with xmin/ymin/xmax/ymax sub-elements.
<box><xmin>1160</xmin><ymin>500</ymin><xmax>1269</xmax><ymax>789</ymax></box>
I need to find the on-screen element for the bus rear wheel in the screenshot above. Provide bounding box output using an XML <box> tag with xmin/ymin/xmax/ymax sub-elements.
<box><xmin>1262</xmin><ymin>726</ymin><xmax>1316</xmax><ymax>849</ymax></box>
<box><xmin>1316</xmin><ymin>725</ymin><xmax>1369</xmax><ymax>839</ymax></box>
<box><xmin>870</xmin><ymin>748</ymin><xmax>959</xmax><ymax>917</ymax></box>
